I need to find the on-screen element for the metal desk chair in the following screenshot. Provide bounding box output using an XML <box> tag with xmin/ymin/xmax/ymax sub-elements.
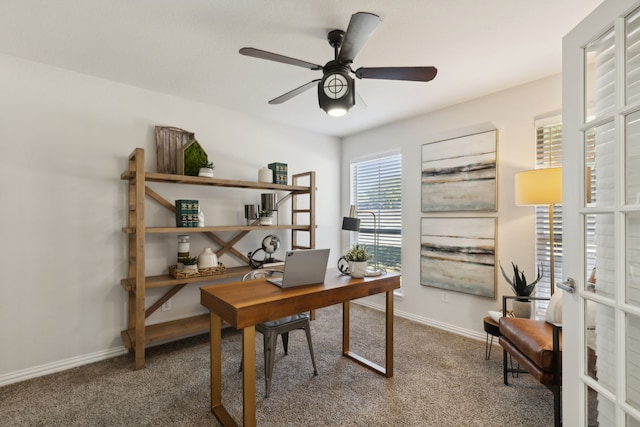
<box><xmin>239</xmin><ymin>269</ymin><xmax>318</xmax><ymax>397</ymax></box>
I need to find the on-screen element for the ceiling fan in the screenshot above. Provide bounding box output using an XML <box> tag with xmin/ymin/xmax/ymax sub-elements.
<box><xmin>239</xmin><ymin>12</ymin><xmax>438</xmax><ymax>117</ymax></box>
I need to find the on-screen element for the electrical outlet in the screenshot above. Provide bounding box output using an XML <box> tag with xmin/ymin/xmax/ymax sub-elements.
<box><xmin>161</xmin><ymin>299</ymin><xmax>172</xmax><ymax>311</ymax></box>
<box><xmin>441</xmin><ymin>291</ymin><xmax>449</xmax><ymax>303</ymax></box>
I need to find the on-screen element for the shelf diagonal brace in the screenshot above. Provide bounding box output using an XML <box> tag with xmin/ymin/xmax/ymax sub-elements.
<box><xmin>201</xmin><ymin>231</ymin><xmax>251</xmax><ymax>264</ymax></box>
<box><xmin>145</xmin><ymin>186</ymin><xmax>177</xmax><ymax>212</ymax></box>
<box><xmin>145</xmin><ymin>284</ymin><xmax>187</xmax><ymax>318</ymax></box>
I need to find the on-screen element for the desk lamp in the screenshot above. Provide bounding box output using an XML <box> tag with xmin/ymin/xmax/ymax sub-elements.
<box><xmin>342</xmin><ymin>204</ymin><xmax>384</xmax><ymax>276</ymax></box>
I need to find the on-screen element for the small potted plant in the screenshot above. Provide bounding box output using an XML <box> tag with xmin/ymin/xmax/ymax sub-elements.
<box><xmin>181</xmin><ymin>255</ymin><xmax>199</xmax><ymax>271</ymax></box>
<box><xmin>344</xmin><ymin>244</ymin><xmax>371</xmax><ymax>278</ymax></box>
<box><xmin>198</xmin><ymin>161</ymin><xmax>215</xmax><ymax>178</ymax></box>
<box><xmin>259</xmin><ymin>210</ymin><xmax>273</xmax><ymax>225</ymax></box>
<box><xmin>499</xmin><ymin>261</ymin><xmax>543</xmax><ymax>318</ymax></box>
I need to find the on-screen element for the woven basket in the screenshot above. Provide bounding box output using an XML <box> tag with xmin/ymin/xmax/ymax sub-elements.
<box><xmin>169</xmin><ymin>263</ymin><xmax>226</xmax><ymax>279</ymax></box>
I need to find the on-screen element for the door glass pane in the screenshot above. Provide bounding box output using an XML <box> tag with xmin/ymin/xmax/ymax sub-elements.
<box><xmin>628</xmin><ymin>413</ymin><xmax>640</xmax><ymax>426</ymax></box>
<box><xmin>586</xmin><ymin>213</ymin><xmax>616</xmax><ymax>298</ymax></box>
<box><xmin>586</xmin><ymin>122</ymin><xmax>616</xmax><ymax>208</ymax></box>
<box><xmin>627</xmin><ymin>111</ymin><xmax>640</xmax><ymax>205</ymax></box>
<box><xmin>588</xmin><ymin>385</ymin><xmax>615</xmax><ymax>426</ymax></box>
<box><xmin>629</xmin><ymin>213</ymin><xmax>640</xmax><ymax>307</ymax></box>
<box><xmin>586</xmin><ymin>127</ymin><xmax>597</xmax><ymax>207</ymax></box>
<box><xmin>628</xmin><ymin>313</ymin><xmax>640</xmax><ymax>413</ymax></box>
<box><xmin>627</xmin><ymin>7</ymin><xmax>640</xmax><ymax>105</ymax></box>
<box><xmin>586</xmin><ymin>300</ymin><xmax>616</xmax><ymax>395</ymax></box>
<box><xmin>586</xmin><ymin>29</ymin><xmax>616</xmax><ymax>122</ymax></box>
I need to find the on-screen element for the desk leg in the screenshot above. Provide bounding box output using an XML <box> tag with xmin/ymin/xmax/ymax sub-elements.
<box><xmin>209</xmin><ymin>313</ymin><xmax>238</xmax><ymax>427</ymax></box>
<box><xmin>385</xmin><ymin>289</ymin><xmax>394</xmax><ymax>378</ymax></box>
<box><xmin>342</xmin><ymin>293</ymin><xmax>394</xmax><ymax>378</ymax></box>
<box><xmin>342</xmin><ymin>300</ymin><xmax>350</xmax><ymax>354</ymax></box>
<box><xmin>242</xmin><ymin>326</ymin><xmax>256</xmax><ymax>427</ymax></box>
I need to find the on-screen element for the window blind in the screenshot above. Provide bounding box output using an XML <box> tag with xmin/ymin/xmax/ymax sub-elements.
<box><xmin>534</xmin><ymin>120</ymin><xmax>563</xmax><ymax>315</ymax></box>
<box><xmin>350</xmin><ymin>153</ymin><xmax>402</xmax><ymax>273</ymax></box>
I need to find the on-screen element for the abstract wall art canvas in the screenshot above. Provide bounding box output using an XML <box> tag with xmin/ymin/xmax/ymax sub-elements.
<box><xmin>421</xmin><ymin>130</ymin><xmax>497</xmax><ymax>212</ymax></box>
<box><xmin>420</xmin><ymin>217</ymin><xmax>496</xmax><ymax>298</ymax></box>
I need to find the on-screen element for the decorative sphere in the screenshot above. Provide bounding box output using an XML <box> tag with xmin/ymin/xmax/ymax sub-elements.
<box><xmin>262</xmin><ymin>235</ymin><xmax>281</xmax><ymax>254</ymax></box>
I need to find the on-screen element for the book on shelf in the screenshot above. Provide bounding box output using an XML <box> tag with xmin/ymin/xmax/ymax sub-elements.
<box><xmin>175</xmin><ymin>199</ymin><xmax>199</xmax><ymax>227</ymax></box>
<box><xmin>268</xmin><ymin>162</ymin><xmax>288</xmax><ymax>185</ymax></box>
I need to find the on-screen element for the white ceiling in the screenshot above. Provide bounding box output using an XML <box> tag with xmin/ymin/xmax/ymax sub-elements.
<box><xmin>0</xmin><ymin>0</ymin><xmax>603</xmax><ymax>137</ymax></box>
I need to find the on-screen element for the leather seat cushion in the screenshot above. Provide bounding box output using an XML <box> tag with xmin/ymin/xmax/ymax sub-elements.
<box><xmin>499</xmin><ymin>317</ymin><xmax>562</xmax><ymax>372</ymax></box>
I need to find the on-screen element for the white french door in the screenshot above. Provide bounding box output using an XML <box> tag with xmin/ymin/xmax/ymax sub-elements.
<box><xmin>563</xmin><ymin>0</ymin><xmax>640</xmax><ymax>425</ymax></box>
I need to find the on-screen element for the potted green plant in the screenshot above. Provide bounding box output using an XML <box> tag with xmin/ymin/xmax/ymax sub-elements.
<box><xmin>499</xmin><ymin>262</ymin><xmax>543</xmax><ymax>318</ymax></box>
<box><xmin>198</xmin><ymin>160</ymin><xmax>215</xmax><ymax>178</ymax></box>
<box><xmin>259</xmin><ymin>210</ymin><xmax>273</xmax><ymax>225</ymax></box>
<box><xmin>344</xmin><ymin>244</ymin><xmax>371</xmax><ymax>278</ymax></box>
<box><xmin>181</xmin><ymin>255</ymin><xmax>199</xmax><ymax>271</ymax></box>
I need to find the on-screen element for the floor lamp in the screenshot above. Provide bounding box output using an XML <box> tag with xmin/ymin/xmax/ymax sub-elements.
<box><xmin>342</xmin><ymin>204</ymin><xmax>383</xmax><ymax>276</ymax></box>
<box><xmin>515</xmin><ymin>167</ymin><xmax>562</xmax><ymax>294</ymax></box>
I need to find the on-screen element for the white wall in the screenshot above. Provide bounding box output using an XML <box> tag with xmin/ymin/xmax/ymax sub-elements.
<box><xmin>0</xmin><ymin>53</ymin><xmax>340</xmax><ymax>384</ymax></box>
<box><xmin>341</xmin><ymin>74</ymin><xmax>561</xmax><ymax>337</ymax></box>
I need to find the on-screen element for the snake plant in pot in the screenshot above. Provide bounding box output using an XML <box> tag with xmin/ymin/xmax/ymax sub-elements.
<box><xmin>499</xmin><ymin>261</ymin><xmax>543</xmax><ymax>318</ymax></box>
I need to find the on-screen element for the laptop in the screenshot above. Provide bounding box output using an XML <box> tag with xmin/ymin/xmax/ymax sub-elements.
<box><xmin>267</xmin><ymin>248</ymin><xmax>330</xmax><ymax>288</ymax></box>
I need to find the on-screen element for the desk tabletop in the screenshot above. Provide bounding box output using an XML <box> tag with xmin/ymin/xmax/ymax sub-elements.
<box><xmin>200</xmin><ymin>269</ymin><xmax>400</xmax><ymax>329</ymax></box>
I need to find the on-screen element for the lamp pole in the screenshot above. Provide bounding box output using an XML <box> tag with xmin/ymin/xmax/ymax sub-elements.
<box><xmin>356</xmin><ymin>209</ymin><xmax>379</xmax><ymax>273</ymax></box>
<box><xmin>549</xmin><ymin>203</ymin><xmax>555</xmax><ymax>295</ymax></box>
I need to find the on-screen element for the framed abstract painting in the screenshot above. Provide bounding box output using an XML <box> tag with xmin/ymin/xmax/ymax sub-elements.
<box><xmin>421</xmin><ymin>130</ymin><xmax>497</xmax><ymax>212</ymax></box>
<box><xmin>420</xmin><ymin>217</ymin><xmax>496</xmax><ymax>298</ymax></box>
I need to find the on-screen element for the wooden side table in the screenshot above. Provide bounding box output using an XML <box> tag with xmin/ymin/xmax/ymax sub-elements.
<box><xmin>483</xmin><ymin>316</ymin><xmax>501</xmax><ymax>360</ymax></box>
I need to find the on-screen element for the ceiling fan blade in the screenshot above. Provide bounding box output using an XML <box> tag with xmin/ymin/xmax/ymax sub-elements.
<box><xmin>337</xmin><ymin>12</ymin><xmax>381</xmax><ymax>64</ymax></box>
<box><xmin>240</xmin><ymin>48</ymin><xmax>323</xmax><ymax>71</ymax></box>
<box><xmin>355</xmin><ymin>66</ymin><xmax>438</xmax><ymax>82</ymax></box>
<box><xmin>268</xmin><ymin>79</ymin><xmax>321</xmax><ymax>104</ymax></box>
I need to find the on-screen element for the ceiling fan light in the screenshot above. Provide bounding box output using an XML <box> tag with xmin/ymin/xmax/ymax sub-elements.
<box><xmin>327</xmin><ymin>107</ymin><xmax>348</xmax><ymax>117</ymax></box>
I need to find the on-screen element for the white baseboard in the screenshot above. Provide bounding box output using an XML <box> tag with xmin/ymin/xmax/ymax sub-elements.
<box><xmin>354</xmin><ymin>299</ymin><xmax>487</xmax><ymax>342</ymax></box>
<box><xmin>0</xmin><ymin>346</ymin><xmax>128</xmax><ymax>387</ymax></box>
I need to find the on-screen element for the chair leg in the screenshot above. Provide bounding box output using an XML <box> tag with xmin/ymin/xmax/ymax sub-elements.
<box><xmin>553</xmin><ymin>385</ymin><xmax>561</xmax><ymax>427</ymax></box>
<box><xmin>281</xmin><ymin>332</ymin><xmax>289</xmax><ymax>355</ymax></box>
<box><xmin>303</xmin><ymin>324</ymin><xmax>319</xmax><ymax>376</ymax></box>
<box><xmin>503</xmin><ymin>349</ymin><xmax>509</xmax><ymax>385</ymax></box>
<box><xmin>264</xmin><ymin>331</ymin><xmax>278</xmax><ymax>398</ymax></box>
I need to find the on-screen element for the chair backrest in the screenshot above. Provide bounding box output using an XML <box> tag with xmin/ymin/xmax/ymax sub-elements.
<box><xmin>242</xmin><ymin>269</ymin><xmax>283</xmax><ymax>281</ymax></box>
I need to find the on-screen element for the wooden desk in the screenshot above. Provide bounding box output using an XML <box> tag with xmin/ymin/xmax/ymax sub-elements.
<box><xmin>200</xmin><ymin>269</ymin><xmax>401</xmax><ymax>427</ymax></box>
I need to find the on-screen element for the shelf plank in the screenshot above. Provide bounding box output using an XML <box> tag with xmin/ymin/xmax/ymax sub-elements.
<box><xmin>121</xmin><ymin>225</ymin><xmax>312</xmax><ymax>234</ymax></box>
<box><xmin>121</xmin><ymin>265</ymin><xmax>253</xmax><ymax>291</ymax></box>
<box><xmin>121</xmin><ymin>171</ymin><xmax>310</xmax><ymax>191</ymax></box>
<box><xmin>121</xmin><ymin>314</ymin><xmax>210</xmax><ymax>349</ymax></box>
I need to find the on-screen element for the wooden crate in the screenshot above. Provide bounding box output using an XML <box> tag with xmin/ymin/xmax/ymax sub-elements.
<box><xmin>155</xmin><ymin>126</ymin><xmax>195</xmax><ymax>174</ymax></box>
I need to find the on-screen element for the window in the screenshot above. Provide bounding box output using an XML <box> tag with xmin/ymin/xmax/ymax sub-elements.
<box><xmin>534</xmin><ymin>118</ymin><xmax>563</xmax><ymax>314</ymax></box>
<box><xmin>350</xmin><ymin>153</ymin><xmax>402</xmax><ymax>273</ymax></box>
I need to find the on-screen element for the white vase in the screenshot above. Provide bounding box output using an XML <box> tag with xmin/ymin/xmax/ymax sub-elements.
<box><xmin>197</xmin><ymin>247</ymin><xmax>218</xmax><ymax>268</ymax></box>
<box><xmin>349</xmin><ymin>261</ymin><xmax>368</xmax><ymax>278</ymax></box>
<box><xmin>258</xmin><ymin>167</ymin><xmax>273</xmax><ymax>183</ymax></box>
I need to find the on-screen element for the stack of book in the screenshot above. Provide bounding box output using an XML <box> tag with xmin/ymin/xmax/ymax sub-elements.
<box><xmin>175</xmin><ymin>199</ymin><xmax>199</xmax><ymax>227</ymax></box>
<box><xmin>268</xmin><ymin>162</ymin><xmax>288</xmax><ymax>185</ymax></box>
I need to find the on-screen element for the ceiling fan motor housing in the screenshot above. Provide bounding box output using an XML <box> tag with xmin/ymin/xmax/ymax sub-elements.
<box><xmin>318</xmin><ymin>61</ymin><xmax>355</xmax><ymax>116</ymax></box>
<box><xmin>318</xmin><ymin>72</ymin><xmax>354</xmax><ymax>116</ymax></box>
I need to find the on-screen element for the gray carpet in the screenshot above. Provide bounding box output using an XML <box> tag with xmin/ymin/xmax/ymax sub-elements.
<box><xmin>0</xmin><ymin>304</ymin><xmax>554</xmax><ymax>426</ymax></box>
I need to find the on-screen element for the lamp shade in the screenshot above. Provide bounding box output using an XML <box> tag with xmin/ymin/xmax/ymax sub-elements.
<box><xmin>515</xmin><ymin>167</ymin><xmax>563</xmax><ymax>205</ymax></box>
<box><xmin>342</xmin><ymin>216</ymin><xmax>361</xmax><ymax>231</ymax></box>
